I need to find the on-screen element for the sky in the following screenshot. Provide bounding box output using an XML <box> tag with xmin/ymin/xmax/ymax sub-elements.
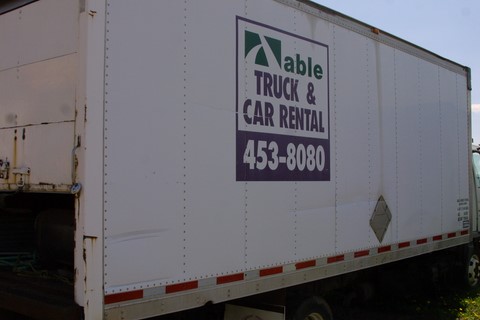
<box><xmin>312</xmin><ymin>0</ymin><xmax>480</xmax><ymax>143</ymax></box>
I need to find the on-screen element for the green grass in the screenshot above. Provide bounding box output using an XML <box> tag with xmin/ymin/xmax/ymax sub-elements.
<box><xmin>418</xmin><ymin>288</ymin><xmax>480</xmax><ymax>320</ymax></box>
<box><xmin>456</xmin><ymin>290</ymin><xmax>480</xmax><ymax>319</ymax></box>
<box><xmin>360</xmin><ymin>258</ymin><xmax>480</xmax><ymax>320</ymax></box>
<box><xmin>329</xmin><ymin>262</ymin><xmax>480</xmax><ymax>320</ymax></box>
<box><xmin>368</xmin><ymin>286</ymin><xmax>480</xmax><ymax>320</ymax></box>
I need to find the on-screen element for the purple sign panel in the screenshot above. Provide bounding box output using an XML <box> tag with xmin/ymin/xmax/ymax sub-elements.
<box><xmin>236</xmin><ymin>17</ymin><xmax>330</xmax><ymax>181</ymax></box>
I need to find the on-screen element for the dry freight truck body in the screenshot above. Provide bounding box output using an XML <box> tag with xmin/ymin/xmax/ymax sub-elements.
<box><xmin>0</xmin><ymin>0</ymin><xmax>476</xmax><ymax>319</ymax></box>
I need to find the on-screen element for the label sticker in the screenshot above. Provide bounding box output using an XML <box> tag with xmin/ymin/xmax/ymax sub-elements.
<box><xmin>457</xmin><ymin>198</ymin><xmax>469</xmax><ymax>227</ymax></box>
<box><xmin>236</xmin><ymin>17</ymin><xmax>330</xmax><ymax>181</ymax></box>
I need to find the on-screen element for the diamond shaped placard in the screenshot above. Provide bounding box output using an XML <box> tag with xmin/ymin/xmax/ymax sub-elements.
<box><xmin>370</xmin><ymin>196</ymin><xmax>392</xmax><ymax>243</ymax></box>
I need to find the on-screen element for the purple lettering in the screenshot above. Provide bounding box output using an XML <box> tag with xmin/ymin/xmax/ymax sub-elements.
<box><xmin>273</xmin><ymin>75</ymin><xmax>283</xmax><ymax>99</ymax></box>
<box><xmin>295</xmin><ymin>107</ymin><xmax>304</xmax><ymax>130</ymax></box>
<box><xmin>311</xmin><ymin>110</ymin><xmax>318</xmax><ymax>132</ymax></box>
<box><xmin>243</xmin><ymin>99</ymin><xmax>252</xmax><ymax>124</ymax></box>
<box><xmin>265</xmin><ymin>102</ymin><xmax>274</xmax><ymax>127</ymax></box>
<box><xmin>282</xmin><ymin>77</ymin><xmax>290</xmax><ymax>101</ymax></box>
<box><xmin>253</xmin><ymin>100</ymin><xmax>264</xmax><ymax>126</ymax></box>
<box><xmin>263</xmin><ymin>72</ymin><xmax>273</xmax><ymax>97</ymax></box>
<box><xmin>279</xmin><ymin>105</ymin><xmax>288</xmax><ymax>128</ymax></box>
<box><xmin>318</xmin><ymin>111</ymin><xmax>325</xmax><ymax>132</ymax></box>
<box><xmin>254</xmin><ymin>70</ymin><xmax>263</xmax><ymax>95</ymax></box>
<box><xmin>291</xmin><ymin>79</ymin><xmax>299</xmax><ymax>102</ymax></box>
<box><xmin>304</xmin><ymin>108</ymin><xmax>311</xmax><ymax>131</ymax></box>
<box><xmin>288</xmin><ymin>106</ymin><xmax>296</xmax><ymax>129</ymax></box>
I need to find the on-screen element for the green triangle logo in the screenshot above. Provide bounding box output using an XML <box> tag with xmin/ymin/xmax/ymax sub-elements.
<box><xmin>245</xmin><ymin>31</ymin><xmax>281</xmax><ymax>68</ymax></box>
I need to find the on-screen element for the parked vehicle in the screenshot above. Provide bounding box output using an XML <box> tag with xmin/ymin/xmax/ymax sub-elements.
<box><xmin>0</xmin><ymin>0</ymin><xmax>475</xmax><ymax>319</ymax></box>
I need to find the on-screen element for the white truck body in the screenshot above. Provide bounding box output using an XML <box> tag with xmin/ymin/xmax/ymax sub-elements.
<box><xmin>0</xmin><ymin>0</ymin><xmax>473</xmax><ymax>319</ymax></box>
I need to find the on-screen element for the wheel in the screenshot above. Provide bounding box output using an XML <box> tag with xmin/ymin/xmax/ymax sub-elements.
<box><xmin>293</xmin><ymin>296</ymin><xmax>333</xmax><ymax>320</ymax></box>
<box><xmin>465</xmin><ymin>246</ymin><xmax>480</xmax><ymax>289</ymax></box>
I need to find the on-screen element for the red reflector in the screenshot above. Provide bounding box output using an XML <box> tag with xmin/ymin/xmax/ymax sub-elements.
<box><xmin>377</xmin><ymin>246</ymin><xmax>391</xmax><ymax>253</ymax></box>
<box><xmin>433</xmin><ymin>235</ymin><xmax>443</xmax><ymax>241</ymax></box>
<box><xmin>327</xmin><ymin>255</ymin><xmax>345</xmax><ymax>264</ymax></box>
<box><xmin>461</xmin><ymin>230</ymin><xmax>469</xmax><ymax>235</ymax></box>
<box><xmin>398</xmin><ymin>241</ymin><xmax>410</xmax><ymax>248</ymax></box>
<box><xmin>448</xmin><ymin>232</ymin><xmax>456</xmax><ymax>238</ymax></box>
<box><xmin>260</xmin><ymin>266</ymin><xmax>283</xmax><ymax>277</ymax></box>
<box><xmin>296</xmin><ymin>260</ymin><xmax>316</xmax><ymax>269</ymax></box>
<box><xmin>104</xmin><ymin>290</ymin><xmax>143</xmax><ymax>304</ymax></box>
<box><xmin>417</xmin><ymin>238</ymin><xmax>427</xmax><ymax>245</ymax></box>
<box><xmin>217</xmin><ymin>273</ymin><xmax>244</xmax><ymax>285</ymax></box>
<box><xmin>165</xmin><ymin>281</ymin><xmax>198</xmax><ymax>294</ymax></box>
<box><xmin>354</xmin><ymin>250</ymin><xmax>369</xmax><ymax>258</ymax></box>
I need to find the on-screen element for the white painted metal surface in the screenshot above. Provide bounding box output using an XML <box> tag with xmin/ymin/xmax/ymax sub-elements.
<box><xmin>0</xmin><ymin>0</ymin><xmax>79</xmax><ymax>191</ymax></box>
<box><xmin>0</xmin><ymin>0</ymin><xmax>78</xmax><ymax>71</ymax></box>
<box><xmin>76</xmin><ymin>0</ymin><xmax>107</xmax><ymax>317</ymax></box>
<box><xmin>0</xmin><ymin>0</ymin><xmax>472</xmax><ymax>319</ymax></box>
<box><xmin>100</xmin><ymin>1</ymin><xmax>470</xmax><ymax>318</ymax></box>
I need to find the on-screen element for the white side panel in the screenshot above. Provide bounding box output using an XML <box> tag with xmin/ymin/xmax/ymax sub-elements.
<box><xmin>0</xmin><ymin>0</ymin><xmax>78</xmax><ymax>191</ymax></box>
<box><xmin>417</xmin><ymin>60</ymin><xmax>442</xmax><ymax>235</ymax></box>
<box><xmin>101</xmin><ymin>0</ymin><xmax>470</xmax><ymax>303</ymax></box>
<box><xmin>0</xmin><ymin>123</ymin><xmax>74</xmax><ymax>189</ymax></box>
<box><xmin>395</xmin><ymin>51</ymin><xmax>422</xmax><ymax>242</ymax></box>
<box><xmin>0</xmin><ymin>0</ymin><xmax>78</xmax><ymax>71</ymax></box>
<box><xmin>439</xmin><ymin>70</ymin><xmax>466</xmax><ymax>232</ymax></box>
<box><xmin>376</xmin><ymin>44</ymin><xmax>398</xmax><ymax>244</ymax></box>
<box><xmin>103</xmin><ymin>0</ymin><xmax>186</xmax><ymax>288</ymax></box>
<box><xmin>77</xmin><ymin>0</ymin><xmax>108</xmax><ymax>316</ymax></box>
<box><xmin>332</xmin><ymin>26</ymin><xmax>380</xmax><ymax>252</ymax></box>
<box><xmin>294</xmin><ymin>199</ymin><xmax>336</xmax><ymax>259</ymax></box>
<box><xmin>240</xmin><ymin>0</ymin><xmax>330</xmax><ymax>267</ymax></box>
<box><xmin>183</xmin><ymin>1</ymin><xmax>246</xmax><ymax>278</ymax></box>
<box><xmin>244</xmin><ymin>183</ymin><xmax>296</xmax><ymax>268</ymax></box>
<box><xmin>292</xmin><ymin>3</ymin><xmax>337</xmax><ymax>261</ymax></box>
<box><xmin>238</xmin><ymin>0</ymin><xmax>296</xmax><ymax>271</ymax></box>
<box><xmin>0</xmin><ymin>54</ymin><xmax>77</xmax><ymax>128</ymax></box>
<box><xmin>103</xmin><ymin>0</ymin><xmax>253</xmax><ymax>289</ymax></box>
<box><xmin>457</xmin><ymin>74</ymin><xmax>470</xmax><ymax>229</ymax></box>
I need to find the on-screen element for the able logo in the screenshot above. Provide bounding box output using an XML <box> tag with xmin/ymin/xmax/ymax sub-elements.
<box><xmin>244</xmin><ymin>30</ymin><xmax>282</xmax><ymax>68</ymax></box>
<box><xmin>236</xmin><ymin>17</ymin><xmax>330</xmax><ymax>182</ymax></box>
<box><xmin>244</xmin><ymin>30</ymin><xmax>323</xmax><ymax>80</ymax></box>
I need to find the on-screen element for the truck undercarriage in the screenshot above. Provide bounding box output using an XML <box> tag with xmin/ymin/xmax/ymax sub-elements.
<box><xmin>0</xmin><ymin>192</ymin><xmax>80</xmax><ymax>319</ymax></box>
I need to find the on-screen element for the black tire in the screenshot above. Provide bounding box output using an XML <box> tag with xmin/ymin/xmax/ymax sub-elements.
<box><xmin>293</xmin><ymin>296</ymin><xmax>333</xmax><ymax>320</ymax></box>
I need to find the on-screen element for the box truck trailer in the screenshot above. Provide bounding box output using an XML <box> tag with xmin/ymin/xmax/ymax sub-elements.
<box><xmin>0</xmin><ymin>0</ymin><xmax>476</xmax><ymax>319</ymax></box>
